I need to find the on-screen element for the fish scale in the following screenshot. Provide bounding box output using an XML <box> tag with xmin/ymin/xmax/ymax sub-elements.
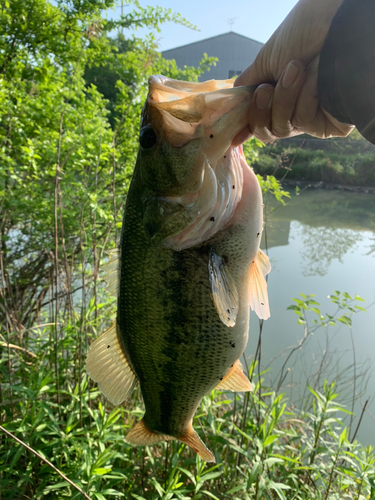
<box><xmin>119</xmin><ymin>193</ymin><xmax>234</xmax><ymax>436</ymax></box>
<box><xmin>86</xmin><ymin>76</ymin><xmax>271</xmax><ymax>462</ymax></box>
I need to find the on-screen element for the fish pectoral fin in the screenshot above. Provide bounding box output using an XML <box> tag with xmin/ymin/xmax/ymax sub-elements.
<box><xmin>100</xmin><ymin>248</ymin><xmax>120</xmax><ymax>298</ymax></box>
<box><xmin>179</xmin><ymin>424</ymin><xmax>216</xmax><ymax>463</ymax></box>
<box><xmin>209</xmin><ymin>248</ymin><xmax>239</xmax><ymax>327</ymax></box>
<box><xmin>126</xmin><ymin>418</ymin><xmax>174</xmax><ymax>446</ymax></box>
<box><xmin>249</xmin><ymin>249</ymin><xmax>271</xmax><ymax>320</ymax></box>
<box><xmin>216</xmin><ymin>360</ymin><xmax>253</xmax><ymax>392</ymax></box>
<box><xmin>85</xmin><ymin>322</ymin><xmax>137</xmax><ymax>405</ymax></box>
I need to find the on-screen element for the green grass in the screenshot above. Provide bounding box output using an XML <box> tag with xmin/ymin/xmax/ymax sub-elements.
<box><xmin>1</xmin><ymin>293</ymin><xmax>374</xmax><ymax>500</ymax></box>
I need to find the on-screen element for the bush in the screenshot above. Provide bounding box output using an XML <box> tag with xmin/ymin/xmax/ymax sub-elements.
<box><xmin>252</xmin><ymin>132</ymin><xmax>375</xmax><ymax>186</ymax></box>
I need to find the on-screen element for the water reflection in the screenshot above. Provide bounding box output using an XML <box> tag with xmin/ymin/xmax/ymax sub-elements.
<box><xmin>365</xmin><ymin>234</ymin><xmax>375</xmax><ymax>256</ymax></box>
<box><xmin>263</xmin><ymin>189</ymin><xmax>375</xmax><ymax>276</ymax></box>
<box><xmin>253</xmin><ymin>189</ymin><xmax>375</xmax><ymax>446</ymax></box>
<box><xmin>292</xmin><ymin>223</ymin><xmax>361</xmax><ymax>276</ymax></box>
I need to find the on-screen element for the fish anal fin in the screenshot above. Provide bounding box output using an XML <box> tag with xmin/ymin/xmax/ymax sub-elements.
<box><xmin>216</xmin><ymin>360</ymin><xmax>253</xmax><ymax>392</ymax></box>
<box><xmin>179</xmin><ymin>424</ymin><xmax>216</xmax><ymax>463</ymax></box>
<box><xmin>126</xmin><ymin>418</ymin><xmax>174</xmax><ymax>446</ymax></box>
<box><xmin>85</xmin><ymin>322</ymin><xmax>137</xmax><ymax>405</ymax></box>
<box><xmin>209</xmin><ymin>248</ymin><xmax>239</xmax><ymax>327</ymax></box>
<box><xmin>249</xmin><ymin>250</ymin><xmax>271</xmax><ymax>320</ymax></box>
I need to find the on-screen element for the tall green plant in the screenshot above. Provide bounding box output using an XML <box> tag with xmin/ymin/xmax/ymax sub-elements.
<box><xmin>1</xmin><ymin>298</ymin><xmax>374</xmax><ymax>499</ymax></box>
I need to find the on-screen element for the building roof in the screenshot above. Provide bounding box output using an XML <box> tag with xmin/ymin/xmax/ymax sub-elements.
<box><xmin>162</xmin><ymin>31</ymin><xmax>264</xmax><ymax>81</ymax></box>
<box><xmin>162</xmin><ymin>31</ymin><xmax>263</xmax><ymax>54</ymax></box>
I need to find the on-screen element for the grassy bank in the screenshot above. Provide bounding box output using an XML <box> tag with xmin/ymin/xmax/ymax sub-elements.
<box><xmin>252</xmin><ymin>130</ymin><xmax>375</xmax><ymax>187</ymax></box>
<box><xmin>1</xmin><ymin>292</ymin><xmax>374</xmax><ymax>500</ymax></box>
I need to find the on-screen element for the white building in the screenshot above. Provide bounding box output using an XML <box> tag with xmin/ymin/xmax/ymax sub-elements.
<box><xmin>162</xmin><ymin>32</ymin><xmax>263</xmax><ymax>81</ymax></box>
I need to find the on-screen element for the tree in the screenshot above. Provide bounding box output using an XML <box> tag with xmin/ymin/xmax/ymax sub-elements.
<box><xmin>0</xmin><ymin>0</ymin><xmax>215</xmax><ymax>334</ymax></box>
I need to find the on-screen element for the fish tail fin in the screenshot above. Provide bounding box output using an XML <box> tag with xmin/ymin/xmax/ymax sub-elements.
<box><xmin>126</xmin><ymin>419</ymin><xmax>215</xmax><ymax>463</ymax></box>
<box><xmin>179</xmin><ymin>424</ymin><xmax>216</xmax><ymax>463</ymax></box>
<box><xmin>126</xmin><ymin>418</ymin><xmax>174</xmax><ymax>446</ymax></box>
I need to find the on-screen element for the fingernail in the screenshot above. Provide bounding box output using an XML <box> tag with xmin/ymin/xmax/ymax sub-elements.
<box><xmin>256</xmin><ymin>88</ymin><xmax>271</xmax><ymax>110</ymax></box>
<box><xmin>282</xmin><ymin>61</ymin><xmax>300</xmax><ymax>88</ymax></box>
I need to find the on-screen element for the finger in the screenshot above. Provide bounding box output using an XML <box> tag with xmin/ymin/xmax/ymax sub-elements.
<box><xmin>246</xmin><ymin>84</ymin><xmax>277</xmax><ymax>143</ymax></box>
<box><xmin>232</xmin><ymin>126</ymin><xmax>253</xmax><ymax>148</ymax></box>
<box><xmin>271</xmin><ymin>60</ymin><xmax>307</xmax><ymax>138</ymax></box>
<box><xmin>234</xmin><ymin>57</ymin><xmax>266</xmax><ymax>88</ymax></box>
<box><xmin>293</xmin><ymin>56</ymin><xmax>320</xmax><ymax>128</ymax></box>
<box><xmin>293</xmin><ymin>57</ymin><xmax>354</xmax><ymax>137</ymax></box>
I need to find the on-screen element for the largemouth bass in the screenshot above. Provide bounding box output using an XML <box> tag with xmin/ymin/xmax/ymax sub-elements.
<box><xmin>86</xmin><ymin>76</ymin><xmax>271</xmax><ymax>463</ymax></box>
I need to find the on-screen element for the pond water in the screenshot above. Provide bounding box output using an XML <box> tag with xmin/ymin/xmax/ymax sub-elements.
<box><xmin>246</xmin><ymin>188</ymin><xmax>375</xmax><ymax>446</ymax></box>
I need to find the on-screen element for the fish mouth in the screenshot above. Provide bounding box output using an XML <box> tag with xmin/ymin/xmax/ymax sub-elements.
<box><xmin>140</xmin><ymin>75</ymin><xmax>255</xmax><ymax>251</ymax></box>
<box><xmin>143</xmin><ymin>75</ymin><xmax>254</xmax><ymax>152</ymax></box>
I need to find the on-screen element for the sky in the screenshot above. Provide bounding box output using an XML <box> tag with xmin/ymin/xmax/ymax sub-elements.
<box><xmin>107</xmin><ymin>0</ymin><xmax>299</xmax><ymax>51</ymax></box>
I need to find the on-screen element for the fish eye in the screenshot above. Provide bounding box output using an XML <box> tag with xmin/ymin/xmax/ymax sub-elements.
<box><xmin>139</xmin><ymin>127</ymin><xmax>157</xmax><ymax>150</ymax></box>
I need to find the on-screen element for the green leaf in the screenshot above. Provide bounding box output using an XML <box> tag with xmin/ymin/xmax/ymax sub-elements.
<box><xmin>100</xmin><ymin>489</ymin><xmax>125</xmax><ymax>496</ymax></box>
<box><xmin>355</xmin><ymin>306</ymin><xmax>367</xmax><ymax>312</ymax></box>
<box><xmin>226</xmin><ymin>484</ymin><xmax>246</xmax><ymax>494</ymax></box>
<box><xmin>338</xmin><ymin>315</ymin><xmax>352</xmax><ymax>326</ymax></box>
<box><xmin>263</xmin><ymin>457</ymin><xmax>284</xmax><ymax>467</ymax></box>
<box><xmin>199</xmin><ymin>471</ymin><xmax>222</xmax><ymax>482</ymax></box>
<box><xmin>200</xmin><ymin>490</ymin><xmax>220</xmax><ymax>500</ymax></box>
<box><xmin>94</xmin><ymin>494</ymin><xmax>107</xmax><ymax>500</ymax></box>
<box><xmin>43</xmin><ymin>482</ymin><xmax>70</xmax><ymax>493</ymax></box>
<box><xmin>264</xmin><ymin>435</ymin><xmax>279</xmax><ymax>448</ymax></box>
<box><xmin>92</xmin><ymin>467</ymin><xmax>112</xmax><ymax>476</ymax></box>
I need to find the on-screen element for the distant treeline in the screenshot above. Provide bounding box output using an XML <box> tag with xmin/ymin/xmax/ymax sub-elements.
<box><xmin>253</xmin><ymin>129</ymin><xmax>375</xmax><ymax>186</ymax></box>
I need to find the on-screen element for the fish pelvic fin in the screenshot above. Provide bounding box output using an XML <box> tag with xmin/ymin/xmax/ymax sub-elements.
<box><xmin>216</xmin><ymin>360</ymin><xmax>253</xmax><ymax>392</ymax></box>
<box><xmin>85</xmin><ymin>322</ymin><xmax>137</xmax><ymax>405</ymax></box>
<box><xmin>126</xmin><ymin>418</ymin><xmax>174</xmax><ymax>446</ymax></box>
<box><xmin>249</xmin><ymin>249</ymin><xmax>271</xmax><ymax>320</ymax></box>
<box><xmin>100</xmin><ymin>248</ymin><xmax>120</xmax><ymax>298</ymax></box>
<box><xmin>209</xmin><ymin>248</ymin><xmax>239</xmax><ymax>327</ymax></box>
<box><xmin>126</xmin><ymin>419</ymin><xmax>215</xmax><ymax>463</ymax></box>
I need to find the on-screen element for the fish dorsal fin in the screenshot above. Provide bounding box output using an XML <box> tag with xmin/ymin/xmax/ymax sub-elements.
<box><xmin>126</xmin><ymin>419</ymin><xmax>215</xmax><ymax>463</ymax></box>
<box><xmin>85</xmin><ymin>322</ymin><xmax>137</xmax><ymax>405</ymax></box>
<box><xmin>216</xmin><ymin>360</ymin><xmax>253</xmax><ymax>392</ymax></box>
<box><xmin>100</xmin><ymin>248</ymin><xmax>120</xmax><ymax>297</ymax></box>
<box><xmin>249</xmin><ymin>249</ymin><xmax>271</xmax><ymax>320</ymax></box>
<box><xmin>209</xmin><ymin>248</ymin><xmax>239</xmax><ymax>327</ymax></box>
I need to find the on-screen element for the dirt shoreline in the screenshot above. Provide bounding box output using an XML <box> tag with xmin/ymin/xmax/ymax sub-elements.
<box><xmin>281</xmin><ymin>179</ymin><xmax>375</xmax><ymax>194</ymax></box>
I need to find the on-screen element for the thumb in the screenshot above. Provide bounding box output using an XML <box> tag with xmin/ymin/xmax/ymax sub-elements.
<box><xmin>234</xmin><ymin>58</ymin><xmax>269</xmax><ymax>88</ymax></box>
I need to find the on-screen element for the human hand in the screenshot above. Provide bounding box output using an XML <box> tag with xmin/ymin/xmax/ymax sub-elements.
<box><xmin>233</xmin><ymin>0</ymin><xmax>354</xmax><ymax>144</ymax></box>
